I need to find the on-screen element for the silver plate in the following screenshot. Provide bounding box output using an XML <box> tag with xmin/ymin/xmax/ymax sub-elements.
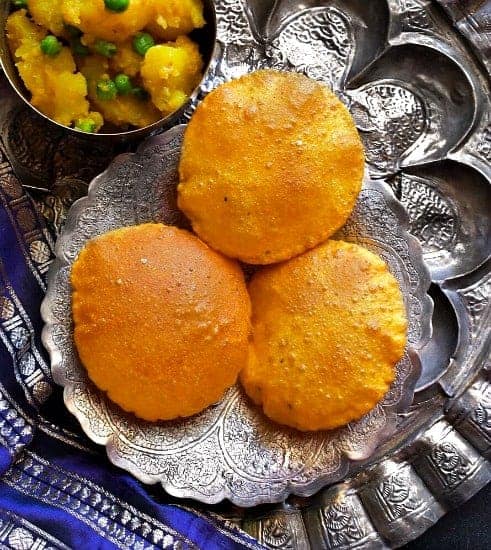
<box><xmin>0</xmin><ymin>0</ymin><xmax>488</xmax><ymax>547</ymax></box>
<box><xmin>41</xmin><ymin>125</ymin><xmax>432</xmax><ymax>506</ymax></box>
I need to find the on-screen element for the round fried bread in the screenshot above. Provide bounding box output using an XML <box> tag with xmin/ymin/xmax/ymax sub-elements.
<box><xmin>178</xmin><ymin>70</ymin><xmax>365</xmax><ymax>265</ymax></box>
<box><xmin>71</xmin><ymin>223</ymin><xmax>251</xmax><ymax>421</ymax></box>
<box><xmin>241</xmin><ymin>240</ymin><xmax>407</xmax><ymax>431</ymax></box>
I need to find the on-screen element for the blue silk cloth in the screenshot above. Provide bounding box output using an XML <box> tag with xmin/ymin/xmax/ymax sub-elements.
<box><xmin>0</xmin><ymin>81</ymin><xmax>262</xmax><ymax>550</ymax></box>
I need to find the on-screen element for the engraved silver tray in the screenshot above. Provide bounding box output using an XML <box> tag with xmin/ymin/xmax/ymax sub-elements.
<box><xmin>1</xmin><ymin>0</ymin><xmax>488</xmax><ymax>547</ymax></box>
<box><xmin>41</xmin><ymin>124</ymin><xmax>432</xmax><ymax>506</ymax></box>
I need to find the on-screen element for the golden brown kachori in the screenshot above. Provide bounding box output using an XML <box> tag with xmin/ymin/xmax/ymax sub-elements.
<box><xmin>241</xmin><ymin>239</ymin><xmax>407</xmax><ymax>431</ymax></box>
<box><xmin>178</xmin><ymin>70</ymin><xmax>365</xmax><ymax>265</ymax></box>
<box><xmin>71</xmin><ymin>223</ymin><xmax>251</xmax><ymax>422</ymax></box>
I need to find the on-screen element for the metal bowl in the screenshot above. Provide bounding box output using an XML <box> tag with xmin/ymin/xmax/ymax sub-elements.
<box><xmin>0</xmin><ymin>0</ymin><xmax>217</xmax><ymax>141</ymax></box>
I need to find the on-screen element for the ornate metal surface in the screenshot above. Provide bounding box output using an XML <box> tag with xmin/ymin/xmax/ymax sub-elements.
<box><xmin>41</xmin><ymin>125</ymin><xmax>431</xmax><ymax>507</ymax></box>
<box><xmin>0</xmin><ymin>0</ymin><xmax>488</xmax><ymax>547</ymax></box>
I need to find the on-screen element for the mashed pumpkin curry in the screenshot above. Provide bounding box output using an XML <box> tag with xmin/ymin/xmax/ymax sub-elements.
<box><xmin>6</xmin><ymin>0</ymin><xmax>205</xmax><ymax>132</ymax></box>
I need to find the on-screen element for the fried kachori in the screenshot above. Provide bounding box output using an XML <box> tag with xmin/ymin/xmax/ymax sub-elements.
<box><xmin>178</xmin><ymin>70</ymin><xmax>365</xmax><ymax>265</ymax></box>
<box><xmin>241</xmin><ymin>240</ymin><xmax>407</xmax><ymax>431</ymax></box>
<box><xmin>71</xmin><ymin>223</ymin><xmax>251</xmax><ymax>422</ymax></box>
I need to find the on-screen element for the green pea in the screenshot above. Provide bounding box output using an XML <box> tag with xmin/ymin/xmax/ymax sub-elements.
<box><xmin>131</xmin><ymin>87</ymin><xmax>150</xmax><ymax>101</ymax></box>
<box><xmin>40</xmin><ymin>35</ymin><xmax>62</xmax><ymax>57</ymax></box>
<box><xmin>71</xmin><ymin>37</ymin><xmax>89</xmax><ymax>56</ymax></box>
<box><xmin>104</xmin><ymin>0</ymin><xmax>130</xmax><ymax>13</ymax></box>
<box><xmin>94</xmin><ymin>40</ymin><xmax>117</xmax><ymax>58</ymax></box>
<box><xmin>132</xmin><ymin>32</ymin><xmax>154</xmax><ymax>56</ymax></box>
<box><xmin>13</xmin><ymin>0</ymin><xmax>28</xmax><ymax>7</ymax></box>
<box><xmin>114</xmin><ymin>74</ymin><xmax>132</xmax><ymax>95</ymax></box>
<box><xmin>75</xmin><ymin>119</ymin><xmax>97</xmax><ymax>133</ymax></box>
<box><xmin>96</xmin><ymin>79</ymin><xmax>118</xmax><ymax>101</ymax></box>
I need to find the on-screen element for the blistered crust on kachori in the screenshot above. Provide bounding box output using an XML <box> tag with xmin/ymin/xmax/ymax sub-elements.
<box><xmin>241</xmin><ymin>240</ymin><xmax>407</xmax><ymax>431</ymax></box>
<box><xmin>71</xmin><ymin>223</ymin><xmax>251</xmax><ymax>421</ymax></box>
<box><xmin>178</xmin><ymin>70</ymin><xmax>365</xmax><ymax>264</ymax></box>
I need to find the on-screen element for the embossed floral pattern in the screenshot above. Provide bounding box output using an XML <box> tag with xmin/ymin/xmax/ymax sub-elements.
<box><xmin>43</xmin><ymin>126</ymin><xmax>431</xmax><ymax>505</ymax></box>
<box><xmin>261</xmin><ymin>517</ymin><xmax>294</xmax><ymax>549</ymax></box>
<box><xmin>266</xmin><ymin>7</ymin><xmax>355</xmax><ymax>90</ymax></box>
<box><xmin>429</xmin><ymin>441</ymin><xmax>475</xmax><ymax>488</ymax></box>
<box><xmin>322</xmin><ymin>501</ymin><xmax>365</xmax><ymax>547</ymax></box>
<box><xmin>22</xmin><ymin>0</ymin><xmax>490</xmax><ymax>530</ymax></box>
<box><xmin>349</xmin><ymin>83</ymin><xmax>426</xmax><ymax>174</ymax></box>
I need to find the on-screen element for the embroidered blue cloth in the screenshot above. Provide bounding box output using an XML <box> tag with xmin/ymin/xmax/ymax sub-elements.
<box><xmin>0</xmin><ymin>78</ymin><xmax>262</xmax><ymax>549</ymax></box>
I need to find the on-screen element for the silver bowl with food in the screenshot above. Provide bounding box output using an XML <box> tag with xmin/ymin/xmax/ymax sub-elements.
<box><xmin>0</xmin><ymin>0</ymin><xmax>217</xmax><ymax>140</ymax></box>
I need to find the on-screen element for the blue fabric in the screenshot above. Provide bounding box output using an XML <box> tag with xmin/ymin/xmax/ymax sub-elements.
<box><xmin>0</xmin><ymin>118</ymin><xmax>262</xmax><ymax>550</ymax></box>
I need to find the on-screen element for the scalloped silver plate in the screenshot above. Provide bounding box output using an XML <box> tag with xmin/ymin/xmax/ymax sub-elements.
<box><xmin>15</xmin><ymin>0</ymin><xmax>487</xmax><ymax>545</ymax></box>
<box><xmin>41</xmin><ymin>125</ymin><xmax>432</xmax><ymax>506</ymax></box>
